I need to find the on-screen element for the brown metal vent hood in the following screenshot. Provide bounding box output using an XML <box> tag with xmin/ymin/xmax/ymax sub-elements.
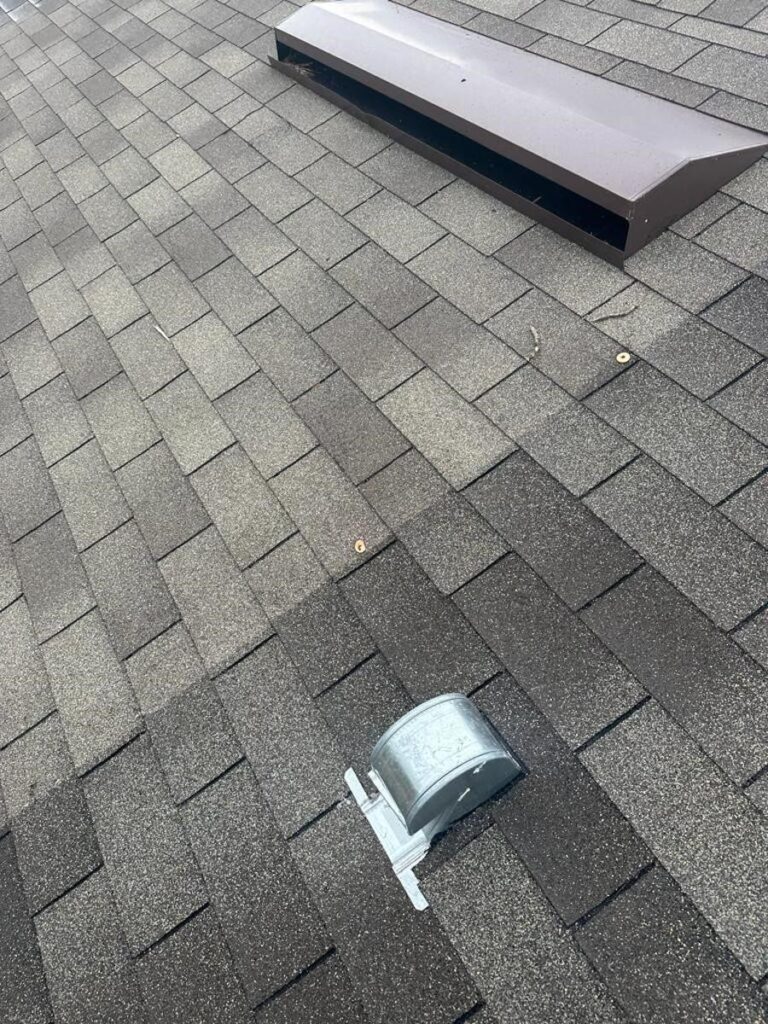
<box><xmin>271</xmin><ymin>0</ymin><xmax>767</xmax><ymax>264</ymax></box>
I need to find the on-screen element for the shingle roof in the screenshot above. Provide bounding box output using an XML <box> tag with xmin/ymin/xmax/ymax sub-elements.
<box><xmin>0</xmin><ymin>0</ymin><xmax>767</xmax><ymax>1019</ymax></box>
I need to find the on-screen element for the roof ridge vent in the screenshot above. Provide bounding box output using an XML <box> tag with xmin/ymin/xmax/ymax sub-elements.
<box><xmin>271</xmin><ymin>0</ymin><xmax>766</xmax><ymax>264</ymax></box>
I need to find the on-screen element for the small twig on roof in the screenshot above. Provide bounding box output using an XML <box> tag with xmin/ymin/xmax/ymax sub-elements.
<box><xmin>592</xmin><ymin>305</ymin><xmax>638</xmax><ymax>323</ymax></box>
<box><xmin>529</xmin><ymin>325</ymin><xmax>540</xmax><ymax>359</ymax></box>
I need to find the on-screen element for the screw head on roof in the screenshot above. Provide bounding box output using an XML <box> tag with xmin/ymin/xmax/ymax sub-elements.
<box><xmin>616</xmin><ymin>352</ymin><xmax>632</xmax><ymax>364</ymax></box>
<box><xmin>354</xmin><ymin>538</ymin><xmax>367</xmax><ymax>554</ymax></box>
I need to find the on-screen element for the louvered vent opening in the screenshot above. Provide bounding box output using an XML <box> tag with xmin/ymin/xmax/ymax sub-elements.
<box><xmin>277</xmin><ymin>42</ymin><xmax>630</xmax><ymax>251</ymax></box>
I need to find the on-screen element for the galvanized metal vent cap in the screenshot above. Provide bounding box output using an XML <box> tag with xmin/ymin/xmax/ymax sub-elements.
<box><xmin>371</xmin><ymin>693</ymin><xmax>521</xmax><ymax>834</ymax></box>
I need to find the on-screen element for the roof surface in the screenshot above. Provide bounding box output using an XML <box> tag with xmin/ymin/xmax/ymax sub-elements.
<box><xmin>0</xmin><ymin>0</ymin><xmax>767</xmax><ymax>1020</ymax></box>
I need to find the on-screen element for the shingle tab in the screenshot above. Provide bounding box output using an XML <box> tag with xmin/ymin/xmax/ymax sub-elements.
<box><xmin>136</xmin><ymin>262</ymin><xmax>209</xmax><ymax>336</ymax></box>
<box><xmin>0</xmin><ymin>598</ymin><xmax>53</xmax><ymax>748</ymax></box>
<box><xmin>703</xmin><ymin>276</ymin><xmax>768</xmax><ymax>357</ymax></box>
<box><xmin>126</xmin><ymin>622</ymin><xmax>207</xmax><ymax>716</ymax></box>
<box><xmin>0</xmin><ymin>714</ymin><xmax>75</xmax><ymax>820</ymax></box>
<box><xmin>293</xmin><ymin>801</ymin><xmax>478</xmax><ymax>1024</ymax></box>
<box><xmin>424</xmin><ymin>828</ymin><xmax>629</xmax><ymax>1024</ymax></box>
<box><xmin>330</xmin><ymin>242</ymin><xmax>435</xmax><ymax>329</ymax></box>
<box><xmin>197</xmin><ymin>256</ymin><xmax>278</xmax><ymax>335</ymax></box>
<box><xmin>260</xmin><ymin>250</ymin><xmax>352</xmax><ymax>331</ymax></box>
<box><xmin>581</xmin><ymin>701</ymin><xmax>768</xmax><ymax>979</ymax></box>
<box><xmin>477</xmin><ymin>674</ymin><xmax>650</xmax><ymax>925</ymax></box>
<box><xmin>343</xmin><ymin>544</ymin><xmax>499</xmax><ymax>700</ymax></box>
<box><xmin>84</xmin><ymin>734</ymin><xmax>207</xmax><ymax>953</ymax></box>
<box><xmin>191</xmin><ymin>445</ymin><xmax>293</xmax><ymax>568</ymax></box>
<box><xmin>467</xmin><ymin>452</ymin><xmax>641</xmax><ymax>609</ymax></box>
<box><xmin>182</xmin><ymin>761</ymin><xmax>330</xmax><ymax>1002</ymax></box>
<box><xmin>160</xmin><ymin>526</ymin><xmax>271</xmax><ymax>675</ymax></box>
<box><xmin>36</xmin><ymin>868</ymin><xmax>147</xmax><ymax>1023</ymax></box>
<box><xmin>216</xmin><ymin>638</ymin><xmax>346</xmax><ymax>835</ymax></box>
<box><xmin>576</xmin><ymin>866</ymin><xmax>767</xmax><ymax>1024</ymax></box>
<box><xmin>709</xmin><ymin>361</ymin><xmax>768</xmax><ymax>445</ymax></box>
<box><xmin>171</xmin><ymin>311</ymin><xmax>256</xmax><ymax>400</ymax></box>
<box><xmin>240</xmin><ymin>306</ymin><xmax>335</xmax><ymax>400</ymax></box>
<box><xmin>281</xmin><ymin>198</ymin><xmax>366</xmax><ymax>270</ymax></box>
<box><xmin>82</xmin><ymin>372</ymin><xmax>159</xmax><ymax>469</ymax></box>
<box><xmin>380</xmin><ymin>370</ymin><xmax>513</xmax><ymax>488</ymax></box>
<box><xmin>0</xmin><ymin>436</ymin><xmax>59</xmax><ymax>541</ymax></box>
<box><xmin>51</xmin><ymin>439</ymin><xmax>132</xmax><ymax>550</ymax></box>
<box><xmin>137</xmin><ymin>908</ymin><xmax>251</xmax><ymax>1024</ymax></box>
<box><xmin>347</xmin><ymin>189</ymin><xmax>444</xmax><ymax>263</ymax></box>
<box><xmin>456</xmin><ymin>555</ymin><xmax>643</xmax><ymax>747</ymax></box>
<box><xmin>253</xmin><ymin>954</ymin><xmax>366</xmax><ymax>1024</ymax></box>
<box><xmin>586</xmin><ymin>457</ymin><xmax>768</xmax><ymax>630</ymax></box>
<box><xmin>2</xmin><ymin>320</ymin><xmax>62</xmax><ymax>398</ymax></box>
<box><xmin>146</xmin><ymin>372</ymin><xmax>234</xmax><ymax>474</ymax></box>
<box><xmin>0</xmin><ymin>837</ymin><xmax>53</xmax><ymax>1024</ymax></box>
<box><xmin>23</xmin><ymin>373</ymin><xmax>91</xmax><ymax>466</ymax></box>
<box><xmin>272</xmin><ymin>447</ymin><xmax>391</xmax><ymax>579</ymax></box>
<box><xmin>83</xmin><ymin>520</ymin><xmax>179</xmax><ymax>658</ymax></box>
<box><xmin>15</xmin><ymin>513</ymin><xmax>94</xmax><ymax>642</ymax></box>
<box><xmin>395</xmin><ymin>299</ymin><xmax>522</xmax><ymax>401</ymax></box>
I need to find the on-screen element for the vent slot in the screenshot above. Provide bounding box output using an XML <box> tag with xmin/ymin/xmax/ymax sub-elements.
<box><xmin>277</xmin><ymin>42</ymin><xmax>630</xmax><ymax>251</ymax></box>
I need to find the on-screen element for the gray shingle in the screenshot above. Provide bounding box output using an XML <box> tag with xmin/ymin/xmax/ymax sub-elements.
<box><xmin>182</xmin><ymin>761</ymin><xmax>331</xmax><ymax>1001</ymax></box>
<box><xmin>35</xmin><ymin>868</ymin><xmax>146</xmax><ymax>1024</ymax></box>
<box><xmin>216</xmin><ymin>372</ymin><xmax>315</xmax><ymax>478</ymax></box>
<box><xmin>197</xmin><ymin>256</ymin><xmax>277</xmax><ymax>335</ymax></box>
<box><xmin>419</xmin><ymin>176</ymin><xmax>532</xmax><ymax>255</ymax></box>
<box><xmin>149</xmin><ymin>137</ymin><xmax>209</xmax><ymax>188</ymax></box>
<box><xmin>146</xmin><ymin>372</ymin><xmax>234</xmax><ymax>474</ymax></box>
<box><xmin>191</xmin><ymin>445</ymin><xmax>292</xmax><ymax>567</ymax></box>
<box><xmin>359</xmin><ymin>142</ymin><xmax>453</xmax><ymax>205</ymax></box>
<box><xmin>82</xmin><ymin>372</ymin><xmax>159</xmax><ymax>469</ymax></box>
<box><xmin>330</xmin><ymin>242</ymin><xmax>435</xmax><ymax>329</ymax></box>
<box><xmin>347</xmin><ymin>189</ymin><xmax>444</xmax><ymax>263</ymax></box>
<box><xmin>587</xmin><ymin>560</ymin><xmax>768</xmax><ymax>782</ymax></box>
<box><xmin>592</xmin><ymin>19</ymin><xmax>706</xmax><ymax>70</ymax></box>
<box><xmin>83</xmin><ymin>521</ymin><xmax>179</xmax><ymax>659</ymax></box>
<box><xmin>216</xmin><ymin>206</ymin><xmax>294</xmax><ymax>276</ymax></box>
<box><xmin>50</xmin><ymin>439</ymin><xmax>131</xmax><ymax>550</ymax></box>
<box><xmin>488</xmin><ymin>288</ymin><xmax>625</xmax><ymax>398</ymax></box>
<box><xmin>253</xmin><ymin>955</ymin><xmax>365</xmax><ymax>1024</ymax></box>
<box><xmin>15</xmin><ymin>513</ymin><xmax>94</xmax><ymax>642</ymax></box>
<box><xmin>521</xmin><ymin>0</ymin><xmax>617</xmax><ymax>41</ymax></box>
<box><xmin>477</xmin><ymin>366</ymin><xmax>637</xmax><ymax>495</ymax></box>
<box><xmin>677</xmin><ymin>44</ymin><xmax>768</xmax><ymax>105</ymax></box>
<box><xmin>672</xmin><ymin>192</ymin><xmax>740</xmax><ymax>238</ymax></box>
<box><xmin>30</xmin><ymin>269</ymin><xmax>90</xmax><ymax>340</ymax></box>
<box><xmin>625</xmin><ymin>232</ymin><xmax>748</xmax><ymax>313</ymax></box>
<box><xmin>110</xmin><ymin>314</ymin><xmax>185</xmax><ymax>398</ymax></box>
<box><xmin>698</xmin><ymin>203</ymin><xmax>768</xmax><ymax>277</ymax></box>
<box><xmin>171</xmin><ymin>312</ymin><xmax>256</xmax><ymax>399</ymax></box>
<box><xmin>237</xmin><ymin>161</ymin><xmax>312</xmax><ymax>221</ymax></box>
<box><xmin>0</xmin><ymin>714</ymin><xmax>74</xmax><ymax>820</ymax></box>
<box><xmin>10</xmin><ymin>231</ymin><xmax>63</xmax><ymax>290</ymax></box>
<box><xmin>0</xmin><ymin>374</ymin><xmax>31</xmax><ymax>454</ymax></box>
<box><xmin>0</xmin><ymin>837</ymin><xmax>54</xmax><ymax>1024</ymax></box>
<box><xmin>147</xmin><ymin>680</ymin><xmax>241</xmax><ymax>803</ymax></box>
<box><xmin>267</xmin><ymin>81</ymin><xmax>336</xmax><ymax>131</ymax></box>
<box><xmin>722</xmin><ymin>473</ymin><xmax>768</xmax><ymax>549</ymax></box>
<box><xmin>0</xmin><ymin>598</ymin><xmax>53</xmax><ymax>748</ymax></box>
<box><xmin>137</xmin><ymin>908</ymin><xmax>250</xmax><ymax>1024</ymax></box>
<box><xmin>159</xmin><ymin>213</ymin><xmax>230</xmax><ymax>280</ymax></box>
<box><xmin>424</xmin><ymin>829</ymin><xmax>623</xmax><ymax>1023</ymax></box>
<box><xmin>83</xmin><ymin>264</ymin><xmax>148</xmax><ymax>336</ymax></box>
<box><xmin>181</xmin><ymin>169</ymin><xmax>248</xmax><ymax>228</ymax></box>
<box><xmin>310</xmin><ymin>109</ymin><xmax>388</xmax><ymax>165</ymax></box>
<box><xmin>246</xmin><ymin>534</ymin><xmax>327</xmax><ymax>620</ymax></box>
<box><xmin>457</xmin><ymin>554</ymin><xmax>643</xmax><ymax>747</ymax></box>
<box><xmin>260</xmin><ymin>250</ymin><xmax>352</xmax><ymax>331</ymax></box>
<box><xmin>588</xmin><ymin>282</ymin><xmax>759</xmax><ymax>398</ymax></box>
<box><xmin>56</xmin><ymin>224</ymin><xmax>116</xmax><ymax>289</ymax></box>
<box><xmin>85</xmin><ymin>734</ymin><xmax>206</xmax><ymax>954</ymax></box>
<box><xmin>477</xmin><ymin>674</ymin><xmax>651</xmax><ymax>925</ymax></box>
<box><xmin>2</xmin><ymin>321</ymin><xmax>62</xmax><ymax>398</ymax></box>
<box><xmin>272</xmin><ymin>447</ymin><xmax>391</xmax><ymax>579</ymax></box>
<box><xmin>295</xmin><ymin>152</ymin><xmax>379</xmax><ymax>214</ymax></box>
<box><xmin>0</xmin><ymin>275</ymin><xmax>36</xmax><ymax>344</ymax></box>
<box><xmin>0</xmin><ymin>524</ymin><xmax>20</xmax><ymax>614</ymax></box>
<box><xmin>117</xmin><ymin>441</ymin><xmax>209</xmax><ymax>559</ymax></box>
<box><xmin>0</xmin><ymin>436</ymin><xmax>59</xmax><ymax>541</ymax></box>
<box><xmin>216</xmin><ymin>638</ymin><xmax>346</xmax><ymax>835</ymax></box>
<box><xmin>136</xmin><ymin>262</ymin><xmax>209</xmax><ymax>336</ymax></box>
<box><xmin>43</xmin><ymin>609</ymin><xmax>141</xmax><ymax>772</ymax></box>
<box><xmin>126</xmin><ymin>622</ymin><xmax>207</xmax><ymax>716</ymax></box>
<box><xmin>160</xmin><ymin>526</ymin><xmax>271</xmax><ymax>675</ymax></box>
<box><xmin>586</xmin><ymin>362</ymin><xmax>767</xmax><ymax>503</ymax></box>
<box><xmin>361</xmin><ymin>449</ymin><xmax>450</xmax><ymax>530</ymax></box>
<box><xmin>24</xmin><ymin>373</ymin><xmax>92</xmax><ymax>466</ymax></box>
<box><xmin>240</xmin><ymin>306</ymin><xmax>334</xmax><ymax>400</ymax></box>
<box><xmin>12</xmin><ymin>777</ymin><xmax>101</xmax><ymax>913</ymax></box>
<box><xmin>343</xmin><ymin>543</ymin><xmax>499</xmax><ymax>700</ymax></box>
<box><xmin>52</xmin><ymin>316</ymin><xmax>121</xmax><ymax>397</ymax></box>
<box><xmin>576</xmin><ymin>866</ymin><xmax>767</xmax><ymax>1024</ymax></box>
<box><xmin>722</xmin><ymin>158</ymin><xmax>768</xmax><ymax>213</ymax></box>
<box><xmin>581</xmin><ymin>701</ymin><xmax>768</xmax><ymax>979</ymax></box>
<box><xmin>497</xmin><ymin>225</ymin><xmax>631</xmax><ymax>314</ymax></box>
<box><xmin>106</xmin><ymin>220</ymin><xmax>171</xmax><ymax>284</ymax></box>
<box><xmin>81</xmin><ymin>184</ymin><xmax>137</xmax><ymax>241</ymax></box>
<box><xmin>380</xmin><ymin>369</ymin><xmax>514</xmax><ymax>488</ymax></box>
<box><xmin>703</xmin><ymin>276</ymin><xmax>768</xmax><ymax>357</ymax></box>
<box><xmin>395</xmin><ymin>298</ymin><xmax>521</xmax><ymax>400</ymax></box>
<box><xmin>280</xmin><ymin>198</ymin><xmax>366</xmax><ymax>270</ymax></box>
<box><xmin>295</xmin><ymin>372</ymin><xmax>409</xmax><ymax>484</ymax></box>
<box><xmin>293</xmin><ymin>801</ymin><xmax>478</xmax><ymax>1024</ymax></box>
<box><xmin>585</xmin><ymin>457</ymin><xmax>768</xmax><ymax>630</ymax></box>
<box><xmin>128</xmin><ymin>176</ymin><xmax>192</xmax><ymax>234</ymax></box>
<box><xmin>467</xmin><ymin>452</ymin><xmax>641</xmax><ymax>609</ymax></box>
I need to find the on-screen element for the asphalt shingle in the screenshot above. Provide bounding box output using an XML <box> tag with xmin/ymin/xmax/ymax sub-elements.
<box><xmin>240</xmin><ymin>306</ymin><xmax>334</xmax><ymax>400</ymax></box>
<box><xmin>0</xmin><ymin>436</ymin><xmax>59</xmax><ymax>542</ymax></box>
<box><xmin>146</xmin><ymin>371</ymin><xmax>234</xmax><ymax>474</ymax></box>
<box><xmin>0</xmin><ymin>598</ymin><xmax>53</xmax><ymax>749</ymax></box>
